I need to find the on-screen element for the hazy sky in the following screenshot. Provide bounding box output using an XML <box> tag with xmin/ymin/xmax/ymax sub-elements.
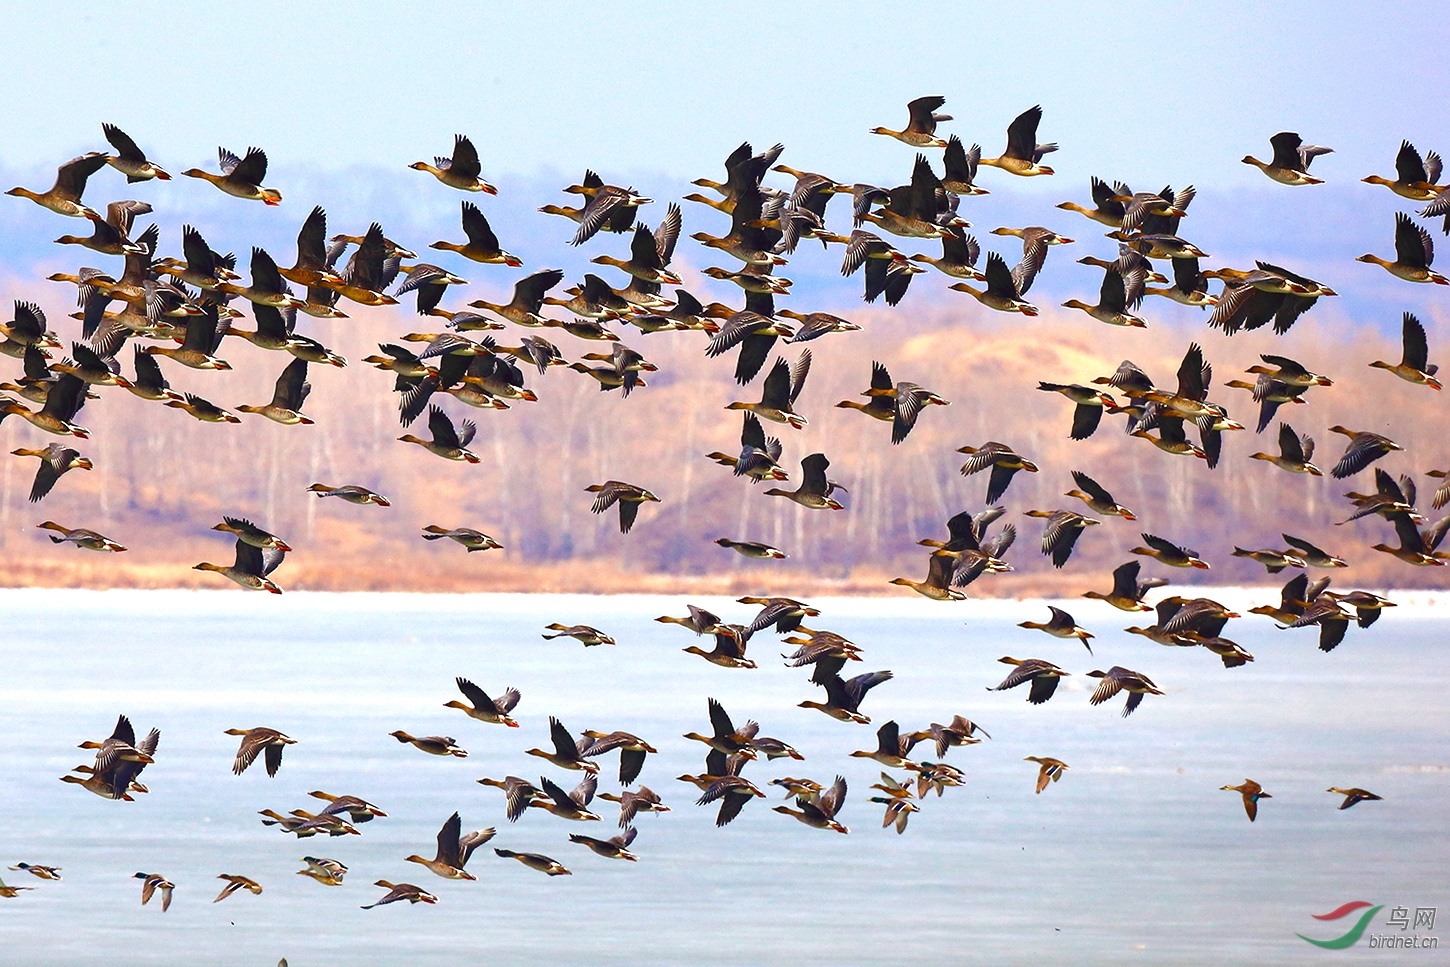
<box><xmin>4</xmin><ymin>2</ymin><xmax>1447</xmax><ymax>189</ymax></box>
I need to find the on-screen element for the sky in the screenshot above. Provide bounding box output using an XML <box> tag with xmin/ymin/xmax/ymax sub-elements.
<box><xmin>2</xmin><ymin>2</ymin><xmax>1447</xmax><ymax>189</ymax></box>
<box><xmin>3</xmin><ymin>0</ymin><xmax>1448</xmax><ymax>331</ymax></box>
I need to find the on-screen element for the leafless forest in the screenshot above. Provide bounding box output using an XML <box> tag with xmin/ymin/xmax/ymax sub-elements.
<box><xmin>2</xmin><ymin>262</ymin><xmax>1444</xmax><ymax>597</ymax></box>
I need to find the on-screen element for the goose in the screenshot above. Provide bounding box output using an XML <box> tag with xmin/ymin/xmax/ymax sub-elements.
<box><xmin>957</xmin><ymin>442</ymin><xmax>1038</xmax><ymax>504</ymax></box>
<box><xmin>238</xmin><ymin>358</ymin><xmax>312</xmax><ymax>425</ymax></box>
<box><xmin>597</xmin><ymin>787</ymin><xmax>670</xmax><ymax>828</ymax></box>
<box><xmin>1017</xmin><ymin>606</ymin><xmax>1094</xmax><ymax>652</ymax></box>
<box><xmin>493</xmin><ymin>850</ymin><xmax>571</xmax><ymax>876</ymax></box>
<box><xmin>1086</xmin><ymin>666</ymin><xmax>1164</xmax><ymax>717</ymax></box>
<box><xmin>306</xmin><ymin>483</ymin><xmax>390</xmax><ymax>506</ymax></box>
<box><xmin>568</xmin><ymin>827</ymin><xmax>640</xmax><ymax>861</ymax></box>
<box><xmin>307</xmin><ymin>791</ymin><xmax>388</xmax><ymax>824</ymax></box>
<box><xmin>1250</xmin><ymin>423</ymin><xmax>1322</xmax><ymax>475</ymax></box>
<box><xmin>360</xmin><ymin>881</ymin><xmax>438</xmax><ymax>908</ymax></box>
<box><xmin>296</xmin><ymin>857</ymin><xmax>348</xmax><ymax>886</ymax></box>
<box><xmin>799</xmin><ymin>655</ymin><xmax>891</xmax><ymax>724</ymax></box>
<box><xmin>524</xmin><ymin>717</ymin><xmax>599</xmax><ymax>772</ymax></box>
<box><xmin>585</xmin><ymin>480</ymin><xmax>659</xmax><ymax>533</ymax></box>
<box><xmin>979</xmin><ymin>105</ymin><xmax>1057</xmax><ymax>176</ymax></box>
<box><xmin>1242</xmin><ymin>132</ymin><xmax>1332</xmax><ymax>185</ymax></box>
<box><xmin>1363</xmin><ymin>140</ymin><xmax>1442</xmax><ymax>199</ymax></box>
<box><xmin>1369</xmin><ymin>312</ymin><xmax>1440</xmax><ymax>387</ymax></box>
<box><xmin>1064</xmin><ymin>470</ymin><xmax>1135</xmax><ymax>519</ymax></box>
<box><xmin>1056</xmin><ymin>177</ymin><xmax>1130</xmax><ymax>227</ymax></box>
<box><xmin>989</xmin><ymin>657</ymin><xmax>1069</xmax><ymax>705</ymax></box>
<box><xmin>389</xmin><ymin>731</ymin><xmax>468</xmax><ymax>757</ymax></box>
<box><xmin>764</xmin><ymin>453</ymin><xmax>844</xmax><ymax>510</ymax></box>
<box><xmin>6</xmin><ymin>152</ymin><xmax>106</xmax><ymax>217</ymax></box>
<box><xmin>398</xmin><ymin>406</ymin><xmax>479</xmax><ymax>462</ymax></box>
<box><xmin>420</xmin><ymin>526</ymin><xmax>502</xmax><ymax>552</ymax></box>
<box><xmin>10</xmin><ymin>443</ymin><xmax>91</xmax><ymax>502</ymax></box>
<box><xmin>404</xmin><ymin>812</ymin><xmax>493</xmax><ymax>880</ymax></box>
<box><xmin>183</xmin><ymin>146</ymin><xmax>281</xmax><ymax>204</ymax></box>
<box><xmin>431</xmin><ymin>201</ymin><xmax>521</xmax><ymax>266</ymax></box>
<box><xmin>1356</xmin><ymin>213</ymin><xmax>1448</xmax><ymax>284</ymax></box>
<box><xmin>581</xmin><ymin>730</ymin><xmax>659</xmax><ymax>785</ymax></box>
<box><xmin>194</xmin><ymin>539</ymin><xmax>284</xmax><ymax>592</ymax></box>
<box><xmin>225</xmin><ymin>727</ymin><xmax>296</xmax><ymax>776</ymax></box>
<box><xmin>948</xmin><ymin>252</ymin><xmax>1038</xmax><ymax>314</ymax></box>
<box><xmin>1023</xmin><ymin>509</ymin><xmax>1100</xmax><ymax>568</ymax></box>
<box><xmin>1328</xmin><ymin>426</ymin><xmax>1402</xmax><ymax>479</ymax></box>
<box><xmin>411</xmin><ymin>134</ymin><xmax>497</xmax><ymax>193</ymax></box>
<box><xmin>725</xmin><ymin>351</ymin><xmax>810</xmax><ymax>428</ymax></box>
<box><xmin>1036</xmin><ymin>382</ymin><xmax>1118</xmax><ymax>440</ymax></box>
<box><xmin>773</xmin><ymin>775</ymin><xmax>849</xmax><ymax>834</ymax></box>
<box><xmin>870</xmin><ymin>96</ymin><xmax>951</xmax><ymax>147</ymax></box>
<box><xmin>1062</xmin><ymin>266</ymin><xmax>1147</xmax><ymax>328</ymax></box>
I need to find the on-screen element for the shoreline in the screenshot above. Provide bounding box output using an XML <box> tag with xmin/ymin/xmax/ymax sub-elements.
<box><xmin>4</xmin><ymin>583</ymin><xmax>1447</xmax><ymax>616</ymax></box>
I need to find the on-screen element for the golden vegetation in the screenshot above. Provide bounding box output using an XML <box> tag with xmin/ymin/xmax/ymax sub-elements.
<box><xmin>1</xmin><ymin>269</ymin><xmax>1446</xmax><ymax>596</ymax></box>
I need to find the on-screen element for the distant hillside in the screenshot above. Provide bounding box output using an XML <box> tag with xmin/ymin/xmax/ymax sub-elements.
<box><xmin>1</xmin><ymin>282</ymin><xmax>1445</xmax><ymax>596</ymax></box>
<box><xmin>2</xmin><ymin>159</ymin><xmax>1447</xmax><ymax>596</ymax></box>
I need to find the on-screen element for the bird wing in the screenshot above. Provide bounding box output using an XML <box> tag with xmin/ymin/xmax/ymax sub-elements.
<box><xmin>449</xmin><ymin>134</ymin><xmax>482</xmax><ymax>180</ymax></box>
<box><xmin>800</xmin><ymin>453</ymin><xmax>830</xmax><ymax>495</ymax></box>
<box><xmin>1011</xmin><ymin>240</ymin><xmax>1047</xmax><ymax>296</ymax></box>
<box><xmin>572</xmin><ymin>192</ymin><xmax>625</xmax><ymax>246</ymax></box>
<box><xmin>455</xmin><ymin>677</ymin><xmax>497</xmax><ymax>712</ymax></box>
<box><xmin>618</xmin><ymin>749</ymin><xmax>646</xmax><ymax>786</ymax></box>
<box><xmin>892</xmin><ymin>385</ymin><xmax>927</xmax><ymax>445</ymax></box>
<box><xmin>229</xmin><ymin>147</ymin><xmax>269</xmax><ymax>185</ymax></box>
<box><xmin>273</xmin><ymin>358</ymin><xmax>309</xmax><ymax>410</ymax></box>
<box><xmin>1277</xmin><ymin>423</ymin><xmax>1305</xmax><ymax>464</ymax></box>
<box><xmin>1109</xmin><ymin>561</ymin><xmax>1141</xmax><ymax>599</ymax></box>
<box><xmin>460</xmin><ymin>202</ymin><xmax>501</xmax><ymax>252</ymax></box>
<box><xmin>617</xmin><ymin>497</ymin><xmax>641</xmax><ymax>533</ymax></box>
<box><xmin>1026</xmin><ymin>675</ymin><xmax>1060</xmax><ymax>704</ymax></box>
<box><xmin>1143</xmin><ymin>533</ymin><xmax>1184</xmax><ymax>557</ymax></box>
<box><xmin>1402</xmin><ymin>312</ymin><xmax>1430</xmax><ymax>371</ymax></box>
<box><xmin>845</xmin><ymin>670</ymin><xmax>893</xmax><ymax>705</ymax></box>
<box><xmin>103</xmin><ymin>123</ymin><xmax>145</xmax><ymax>162</ymax></box>
<box><xmin>906</xmin><ymin>95</ymin><xmax>946</xmax><ymax>134</ymax></box>
<box><xmin>819</xmin><ymin>775</ymin><xmax>847</xmax><ymax>817</ymax></box>
<box><xmin>435</xmin><ymin>811</ymin><xmax>463</xmax><ymax>867</ymax></box>
<box><xmin>1088</xmin><ymin>672</ymin><xmax>1124</xmax><ymax>706</ymax></box>
<box><xmin>629</xmin><ymin>223</ymin><xmax>663</xmax><ymax>272</ymax></box>
<box><xmin>1332</xmin><ymin>433</ymin><xmax>1392</xmax><ymax>479</ymax></box>
<box><xmin>1045</xmin><ymin>514</ymin><xmax>1087</xmax><ymax>568</ymax></box>
<box><xmin>1004</xmin><ymin>106</ymin><xmax>1043</xmax><ymax>161</ymax></box>
<box><xmin>1269</xmin><ymin>132</ymin><xmax>1304</xmax><ymax>171</ymax></box>
<box><xmin>1071</xmin><ymin>470</ymin><xmax>1111</xmax><ymax>505</ymax></box>
<box><xmin>1175</xmin><ymin>343</ymin><xmax>1207</xmax><ymax>401</ymax></box>
<box><xmin>55</xmin><ymin>152</ymin><xmax>107</xmax><ymax>199</ymax></box>
<box><xmin>707</xmin><ymin>698</ymin><xmax>735</xmax><ymax>739</ymax></box>
<box><xmin>427</xmin><ymin>406</ymin><xmax>462</xmax><ymax>449</ymax></box>
<box><xmin>263</xmin><ymin>741</ymin><xmax>285</xmax><ymax>777</ymax></box>
<box><xmin>549</xmin><ymin>717</ymin><xmax>576</xmax><ymax>758</ymax></box>
<box><xmin>985</xmin><ymin>464</ymin><xmax>1018</xmax><ymax>505</ymax></box>
<box><xmin>789</xmin><ymin>349</ymin><xmax>811</xmax><ymax>405</ymax></box>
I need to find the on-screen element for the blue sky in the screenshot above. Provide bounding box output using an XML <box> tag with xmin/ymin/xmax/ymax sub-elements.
<box><xmin>3</xmin><ymin>2</ymin><xmax>1446</xmax><ymax>188</ymax></box>
<box><xmin>2</xmin><ymin>3</ymin><xmax>1446</xmax><ymax>332</ymax></box>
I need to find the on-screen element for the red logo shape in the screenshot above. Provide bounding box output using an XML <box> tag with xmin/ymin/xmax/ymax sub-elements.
<box><xmin>1313</xmin><ymin>901</ymin><xmax>1374</xmax><ymax>921</ymax></box>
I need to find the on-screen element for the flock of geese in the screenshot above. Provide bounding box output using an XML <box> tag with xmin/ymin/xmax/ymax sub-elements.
<box><xmin>3</xmin><ymin>98</ymin><xmax>1443</xmax><ymax>916</ymax></box>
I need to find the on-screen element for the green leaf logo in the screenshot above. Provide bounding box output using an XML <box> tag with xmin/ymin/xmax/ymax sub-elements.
<box><xmin>1298</xmin><ymin>905</ymin><xmax>1384</xmax><ymax>949</ymax></box>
